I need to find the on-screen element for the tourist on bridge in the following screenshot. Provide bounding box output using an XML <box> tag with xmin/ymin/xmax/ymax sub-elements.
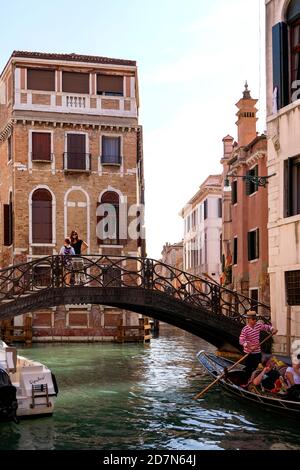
<box><xmin>59</xmin><ymin>238</ymin><xmax>75</xmax><ymax>286</ymax></box>
<box><xmin>239</xmin><ymin>311</ymin><xmax>277</xmax><ymax>379</ymax></box>
<box><xmin>70</xmin><ymin>230</ymin><xmax>88</xmax><ymax>255</ymax></box>
<box><xmin>70</xmin><ymin>231</ymin><xmax>88</xmax><ymax>285</ymax></box>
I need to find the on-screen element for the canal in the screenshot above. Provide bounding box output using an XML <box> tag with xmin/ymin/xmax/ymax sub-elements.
<box><xmin>0</xmin><ymin>324</ymin><xmax>300</xmax><ymax>450</ymax></box>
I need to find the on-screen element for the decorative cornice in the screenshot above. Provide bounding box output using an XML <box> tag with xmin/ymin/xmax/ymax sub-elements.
<box><xmin>245</xmin><ymin>151</ymin><xmax>267</xmax><ymax>167</ymax></box>
<box><xmin>0</xmin><ymin>119</ymin><xmax>14</xmax><ymax>142</ymax></box>
<box><xmin>8</xmin><ymin>117</ymin><xmax>140</xmax><ymax>133</ymax></box>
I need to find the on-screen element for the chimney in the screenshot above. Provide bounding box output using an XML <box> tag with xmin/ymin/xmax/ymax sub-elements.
<box><xmin>235</xmin><ymin>81</ymin><xmax>258</xmax><ymax>147</ymax></box>
<box><xmin>222</xmin><ymin>135</ymin><xmax>234</xmax><ymax>160</ymax></box>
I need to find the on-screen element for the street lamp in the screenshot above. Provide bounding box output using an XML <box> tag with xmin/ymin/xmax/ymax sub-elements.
<box><xmin>224</xmin><ymin>173</ymin><xmax>276</xmax><ymax>191</ymax></box>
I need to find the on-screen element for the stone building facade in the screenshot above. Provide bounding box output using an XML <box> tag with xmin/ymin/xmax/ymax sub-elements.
<box><xmin>0</xmin><ymin>50</ymin><xmax>145</xmax><ymax>342</ymax></box>
<box><xmin>220</xmin><ymin>85</ymin><xmax>269</xmax><ymax>307</ymax></box>
<box><xmin>266</xmin><ymin>0</ymin><xmax>300</xmax><ymax>353</ymax></box>
<box><xmin>181</xmin><ymin>175</ymin><xmax>222</xmax><ymax>283</ymax></box>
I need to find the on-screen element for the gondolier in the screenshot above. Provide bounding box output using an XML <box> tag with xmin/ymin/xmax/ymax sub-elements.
<box><xmin>239</xmin><ymin>311</ymin><xmax>277</xmax><ymax>379</ymax></box>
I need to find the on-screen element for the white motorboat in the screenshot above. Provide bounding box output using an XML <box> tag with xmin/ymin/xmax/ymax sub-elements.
<box><xmin>0</xmin><ymin>340</ymin><xmax>58</xmax><ymax>421</ymax></box>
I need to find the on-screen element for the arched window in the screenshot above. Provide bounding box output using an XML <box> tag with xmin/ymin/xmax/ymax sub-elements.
<box><xmin>97</xmin><ymin>191</ymin><xmax>119</xmax><ymax>245</ymax></box>
<box><xmin>32</xmin><ymin>189</ymin><xmax>52</xmax><ymax>243</ymax></box>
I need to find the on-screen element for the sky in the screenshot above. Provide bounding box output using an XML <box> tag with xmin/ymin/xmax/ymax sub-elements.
<box><xmin>0</xmin><ymin>0</ymin><xmax>266</xmax><ymax>259</ymax></box>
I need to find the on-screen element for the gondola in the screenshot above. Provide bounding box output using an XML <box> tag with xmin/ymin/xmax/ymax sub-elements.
<box><xmin>197</xmin><ymin>350</ymin><xmax>300</xmax><ymax>418</ymax></box>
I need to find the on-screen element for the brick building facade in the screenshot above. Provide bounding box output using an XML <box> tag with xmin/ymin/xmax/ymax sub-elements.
<box><xmin>0</xmin><ymin>50</ymin><xmax>145</xmax><ymax>342</ymax></box>
<box><xmin>221</xmin><ymin>84</ymin><xmax>269</xmax><ymax>307</ymax></box>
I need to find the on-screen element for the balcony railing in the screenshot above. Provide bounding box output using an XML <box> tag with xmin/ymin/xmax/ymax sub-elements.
<box><xmin>66</xmin><ymin>95</ymin><xmax>86</xmax><ymax>108</ymax></box>
<box><xmin>63</xmin><ymin>153</ymin><xmax>91</xmax><ymax>172</ymax></box>
<box><xmin>101</xmin><ymin>154</ymin><xmax>122</xmax><ymax>166</ymax></box>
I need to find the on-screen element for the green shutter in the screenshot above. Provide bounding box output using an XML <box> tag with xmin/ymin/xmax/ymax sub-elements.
<box><xmin>272</xmin><ymin>22</ymin><xmax>289</xmax><ymax>109</ymax></box>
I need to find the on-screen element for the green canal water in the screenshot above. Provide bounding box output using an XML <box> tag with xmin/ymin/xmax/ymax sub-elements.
<box><xmin>0</xmin><ymin>324</ymin><xmax>300</xmax><ymax>450</ymax></box>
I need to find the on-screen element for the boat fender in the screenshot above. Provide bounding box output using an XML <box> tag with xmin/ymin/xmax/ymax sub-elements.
<box><xmin>51</xmin><ymin>372</ymin><xmax>59</xmax><ymax>395</ymax></box>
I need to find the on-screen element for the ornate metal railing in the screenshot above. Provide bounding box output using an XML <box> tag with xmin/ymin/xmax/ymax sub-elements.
<box><xmin>0</xmin><ymin>255</ymin><xmax>270</xmax><ymax>325</ymax></box>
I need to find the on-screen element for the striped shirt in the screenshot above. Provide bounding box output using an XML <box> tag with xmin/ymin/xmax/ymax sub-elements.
<box><xmin>239</xmin><ymin>322</ymin><xmax>273</xmax><ymax>353</ymax></box>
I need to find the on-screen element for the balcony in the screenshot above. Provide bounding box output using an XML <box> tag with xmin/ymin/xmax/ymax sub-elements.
<box><xmin>63</xmin><ymin>153</ymin><xmax>91</xmax><ymax>172</ymax></box>
<box><xmin>14</xmin><ymin>91</ymin><xmax>137</xmax><ymax>118</ymax></box>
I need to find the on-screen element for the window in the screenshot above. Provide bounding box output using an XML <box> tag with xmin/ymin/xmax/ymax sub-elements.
<box><xmin>27</xmin><ymin>69</ymin><xmax>55</xmax><ymax>92</ymax></box>
<box><xmin>3</xmin><ymin>193</ymin><xmax>13</xmax><ymax>246</ymax></box>
<box><xmin>250</xmin><ymin>289</ymin><xmax>259</xmax><ymax>312</ymax></box>
<box><xmin>97</xmin><ymin>74</ymin><xmax>123</xmax><ymax>96</ymax></box>
<box><xmin>97</xmin><ymin>191</ymin><xmax>120</xmax><ymax>245</ymax></box>
<box><xmin>101</xmin><ymin>136</ymin><xmax>121</xmax><ymax>165</ymax></box>
<box><xmin>231</xmin><ymin>180</ymin><xmax>237</xmax><ymax>204</ymax></box>
<box><xmin>7</xmin><ymin>136</ymin><xmax>12</xmax><ymax>162</ymax></box>
<box><xmin>285</xmin><ymin>270</ymin><xmax>300</xmax><ymax>305</ymax></box>
<box><xmin>233</xmin><ymin>237</ymin><xmax>238</xmax><ymax>265</ymax></box>
<box><xmin>32</xmin><ymin>189</ymin><xmax>52</xmax><ymax>243</ymax></box>
<box><xmin>204</xmin><ymin>199</ymin><xmax>208</xmax><ymax>219</ymax></box>
<box><xmin>285</xmin><ymin>156</ymin><xmax>300</xmax><ymax>217</ymax></box>
<box><xmin>272</xmin><ymin>2</ymin><xmax>300</xmax><ymax>109</ymax></box>
<box><xmin>248</xmin><ymin>229</ymin><xmax>259</xmax><ymax>261</ymax></box>
<box><xmin>33</xmin><ymin>266</ymin><xmax>51</xmax><ymax>287</ymax></box>
<box><xmin>218</xmin><ymin>198</ymin><xmax>222</xmax><ymax>218</ymax></box>
<box><xmin>102</xmin><ymin>266</ymin><xmax>122</xmax><ymax>287</ymax></box>
<box><xmin>65</xmin><ymin>134</ymin><xmax>88</xmax><ymax>171</ymax></box>
<box><xmin>32</xmin><ymin>132</ymin><xmax>51</xmax><ymax>161</ymax></box>
<box><xmin>290</xmin><ymin>19</ymin><xmax>300</xmax><ymax>85</ymax></box>
<box><xmin>62</xmin><ymin>72</ymin><xmax>89</xmax><ymax>94</ymax></box>
<box><xmin>246</xmin><ymin>166</ymin><xmax>258</xmax><ymax>195</ymax></box>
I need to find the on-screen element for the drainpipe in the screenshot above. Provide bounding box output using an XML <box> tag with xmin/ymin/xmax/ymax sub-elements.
<box><xmin>286</xmin><ymin>305</ymin><xmax>291</xmax><ymax>355</ymax></box>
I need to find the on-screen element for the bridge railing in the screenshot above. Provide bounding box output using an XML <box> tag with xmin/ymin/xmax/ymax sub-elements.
<box><xmin>0</xmin><ymin>255</ymin><xmax>270</xmax><ymax>324</ymax></box>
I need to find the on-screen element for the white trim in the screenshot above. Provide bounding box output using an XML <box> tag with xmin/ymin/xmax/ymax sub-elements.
<box><xmin>130</xmin><ymin>77</ymin><xmax>135</xmax><ymax>98</ymax></box>
<box><xmin>14</xmin><ymin>68</ymin><xmax>21</xmax><ymax>105</ymax></box>
<box><xmin>28</xmin><ymin>185</ymin><xmax>56</xmax><ymax>245</ymax></box>
<box><xmin>98</xmin><ymin>185</ymin><xmax>126</xmax><ymax>204</ymax></box>
<box><xmin>64</xmin><ymin>187</ymin><xmax>90</xmax><ymax>253</ymax></box>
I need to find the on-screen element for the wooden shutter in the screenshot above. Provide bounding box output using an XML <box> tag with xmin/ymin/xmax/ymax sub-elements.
<box><xmin>272</xmin><ymin>22</ymin><xmax>289</xmax><ymax>109</ymax></box>
<box><xmin>204</xmin><ymin>199</ymin><xmax>208</xmax><ymax>219</ymax></box>
<box><xmin>27</xmin><ymin>69</ymin><xmax>55</xmax><ymax>91</ymax></box>
<box><xmin>245</xmin><ymin>171</ymin><xmax>250</xmax><ymax>195</ymax></box>
<box><xmin>3</xmin><ymin>204</ymin><xmax>11</xmax><ymax>246</ymax></box>
<box><xmin>97</xmin><ymin>192</ymin><xmax>119</xmax><ymax>245</ymax></box>
<box><xmin>233</xmin><ymin>238</ymin><xmax>238</xmax><ymax>265</ymax></box>
<box><xmin>32</xmin><ymin>133</ymin><xmax>51</xmax><ymax>161</ymax></box>
<box><xmin>97</xmin><ymin>75</ymin><xmax>123</xmax><ymax>95</ymax></box>
<box><xmin>247</xmin><ymin>232</ymin><xmax>251</xmax><ymax>261</ymax></box>
<box><xmin>62</xmin><ymin>72</ymin><xmax>89</xmax><ymax>94</ymax></box>
<box><xmin>285</xmin><ymin>158</ymin><xmax>293</xmax><ymax>217</ymax></box>
<box><xmin>67</xmin><ymin>134</ymin><xmax>86</xmax><ymax>170</ymax></box>
<box><xmin>32</xmin><ymin>190</ymin><xmax>52</xmax><ymax>243</ymax></box>
<box><xmin>255</xmin><ymin>229</ymin><xmax>259</xmax><ymax>259</ymax></box>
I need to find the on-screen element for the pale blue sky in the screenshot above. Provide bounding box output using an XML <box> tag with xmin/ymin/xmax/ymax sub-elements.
<box><xmin>0</xmin><ymin>0</ymin><xmax>265</xmax><ymax>259</ymax></box>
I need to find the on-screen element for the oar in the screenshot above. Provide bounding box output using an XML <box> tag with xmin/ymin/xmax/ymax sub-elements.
<box><xmin>193</xmin><ymin>331</ymin><xmax>275</xmax><ymax>400</ymax></box>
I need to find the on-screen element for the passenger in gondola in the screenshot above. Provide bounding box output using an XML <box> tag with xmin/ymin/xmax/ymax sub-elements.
<box><xmin>249</xmin><ymin>357</ymin><xmax>286</xmax><ymax>394</ymax></box>
<box><xmin>285</xmin><ymin>357</ymin><xmax>300</xmax><ymax>401</ymax></box>
<box><xmin>239</xmin><ymin>311</ymin><xmax>277</xmax><ymax>380</ymax></box>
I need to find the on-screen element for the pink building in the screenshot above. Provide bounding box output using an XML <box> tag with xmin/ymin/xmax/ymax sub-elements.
<box><xmin>221</xmin><ymin>85</ymin><xmax>269</xmax><ymax>308</ymax></box>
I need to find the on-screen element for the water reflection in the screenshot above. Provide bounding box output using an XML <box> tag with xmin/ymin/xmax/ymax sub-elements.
<box><xmin>0</xmin><ymin>323</ymin><xmax>299</xmax><ymax>450</ymax></box>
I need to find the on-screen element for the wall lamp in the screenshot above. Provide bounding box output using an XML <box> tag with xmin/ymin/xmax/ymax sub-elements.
<box><xmin>224</xmin><ymin>173</ymin><xmax>276</xmax><ymax>192</ymax></box>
